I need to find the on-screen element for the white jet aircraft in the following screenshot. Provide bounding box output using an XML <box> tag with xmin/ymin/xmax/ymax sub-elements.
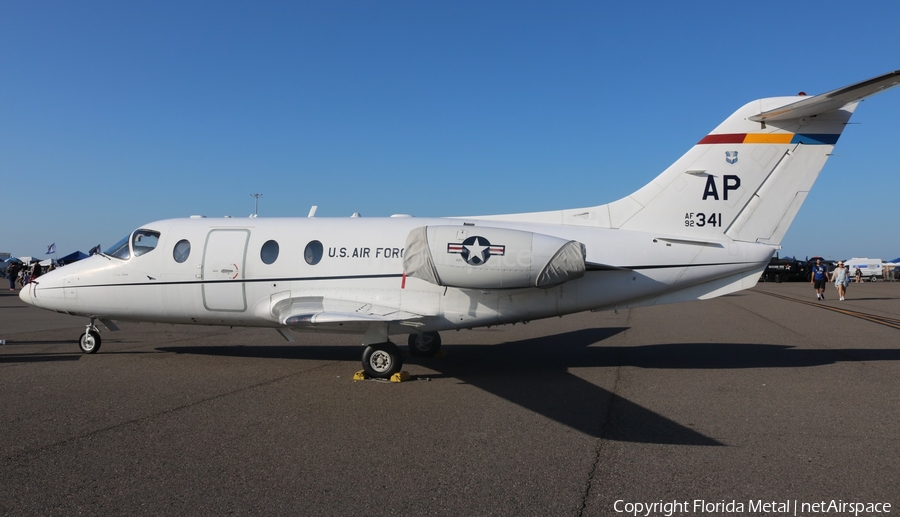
<box><xmin>20</xmin><ymin>70</ymin><xmax>900</xmax><ymax>378</ymax></box>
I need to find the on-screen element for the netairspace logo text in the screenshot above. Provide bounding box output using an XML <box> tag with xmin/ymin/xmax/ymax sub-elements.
<box><xmin>613</xmin><ymin>499</ymin><xmax>892</xmax><ymax>517</ymax></box>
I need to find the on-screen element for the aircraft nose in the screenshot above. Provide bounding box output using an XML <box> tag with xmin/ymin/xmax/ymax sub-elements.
<box><xmin>19</xmin><ymin>283</ymin><xmax>34</xmax><ymax>306</ymax></box>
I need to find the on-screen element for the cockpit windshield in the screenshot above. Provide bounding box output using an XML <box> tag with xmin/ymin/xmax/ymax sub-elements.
<box><xmin>103</xmin><ymin>229</ymin><xmax>161</xmax><ymax>260</ymax></box>
<box><xmin>104</xmin><ymin>236</ymin><xmax>131</xmax><ymax>260</ymax></box>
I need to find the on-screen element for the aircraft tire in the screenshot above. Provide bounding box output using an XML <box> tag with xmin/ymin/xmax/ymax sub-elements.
<box><xmin>79</xmin><ymin>330</ymin><xmax>102</xmax><ymax>354</ymax></box>
<box><xmin>362</xmin><ymin>342</ymin><xmax>403</xmax><ymax>379</ymax></box>
<box><xmin>407</xmin><ymin>332</ymin><xmax>442</xmax><ymax>357</ymax></box>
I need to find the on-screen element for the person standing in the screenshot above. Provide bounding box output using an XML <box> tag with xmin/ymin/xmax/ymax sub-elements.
<box><xmin>843</xmin><ymin>264</ymin><xmax>852</xmax><ymax>297</ymax></box>
<box><xmin>854</xmin><ymin>267</ymin><xmax>862</xmax><ymax>283</ymax></box>
<box><xmin>29</xmin><ymin>261</ymin><xmax>42</xmax><ymax>283</ymax></box>
<box><xmin>831</xmin><ymin>261</ymin><xmax>848</xmax><ymax>301</ymax></box>
<box><xmin>811</xmin><ymin>259</ymin><xmax>828</xmax><ymax>301</ymax></box>
<box><xmin>6</xmin><ymin>261</ymin><xmax>21</xmax><ymax>290</ymax></box>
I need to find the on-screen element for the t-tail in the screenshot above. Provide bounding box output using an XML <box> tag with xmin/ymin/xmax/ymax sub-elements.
<box><xmin>605</xmin><ymin>70</ymin><xmax>900</xmax><ymax>244</ymax></box>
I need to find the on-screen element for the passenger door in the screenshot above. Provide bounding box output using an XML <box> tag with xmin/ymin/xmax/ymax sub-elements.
<box><xmin>202</xmin><ymin>229</ymin><xmax>250</xmax><ymax>312</ymax></box>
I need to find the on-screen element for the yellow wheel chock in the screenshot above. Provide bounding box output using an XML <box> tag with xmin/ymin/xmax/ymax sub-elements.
<box><xmin>353</xmin><ymin>370</ymin><xmax>410</xmax><ymax>382</ymax></box>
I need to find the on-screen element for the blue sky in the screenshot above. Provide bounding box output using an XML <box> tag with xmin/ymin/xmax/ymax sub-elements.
<box><xmin>2</xmin><ymin>1</ymin><xmax>899</xmax><ymax>262</ymax></box>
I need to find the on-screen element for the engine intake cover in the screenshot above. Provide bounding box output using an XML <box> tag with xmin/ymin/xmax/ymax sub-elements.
<box><xmin>403</xmin><ymin>226</ymin><xmax>586</xmax><ymax>289</ymax></box>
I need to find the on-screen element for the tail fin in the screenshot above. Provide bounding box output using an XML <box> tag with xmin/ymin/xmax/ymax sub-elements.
<box><xmin>608</xmin><ymin>70</ymin><xmax>900</xmax><ymax>244</ymax></box>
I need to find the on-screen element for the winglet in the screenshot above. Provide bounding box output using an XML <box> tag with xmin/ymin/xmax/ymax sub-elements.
<box><xmin>749</xmin><ymin>70</ymin><xmax>900</xmax><ymax>122</ymax></box>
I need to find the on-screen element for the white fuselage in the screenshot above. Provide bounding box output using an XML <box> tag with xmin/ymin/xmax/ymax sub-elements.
<box><xmin>17</xmin><ymin>70</ymin><xmax>900</xmax><ymax>376</ymax></box>
<box><xmin>24</xmin><ymin>215</ymin><xmax>773</xmax><ymax>339</ymax></box>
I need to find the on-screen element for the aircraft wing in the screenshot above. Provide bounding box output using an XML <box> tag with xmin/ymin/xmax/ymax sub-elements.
<box><xmin>273</xmin><ymin>296</ymin><xmax>428</xmax><ymax>329</ymax></box>
<box><xmin>750</xmin><ymin>70</ymin><xmax>900</xmax><ymax>122</ymax></box>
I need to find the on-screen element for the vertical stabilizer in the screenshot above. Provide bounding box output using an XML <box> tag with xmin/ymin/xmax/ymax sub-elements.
<box><xmin>602</xmin><ymin>71</ymin><xmax>900</xmax><ymax>245</ymax></box>
<box><xmin>610</xmin><ymin>97</ymin><xmax>854</xmax><ymax>244</ymax></box>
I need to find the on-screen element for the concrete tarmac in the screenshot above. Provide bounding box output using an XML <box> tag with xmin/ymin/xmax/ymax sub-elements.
<box><xmin>1</xmin><ymin>282</ymin><xmax>899</xmax><ymax>516</ymax></box>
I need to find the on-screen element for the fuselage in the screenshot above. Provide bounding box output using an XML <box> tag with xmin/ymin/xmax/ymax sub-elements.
<box><xmin>17</xmin><ymin>70</ymin><xmax>900</xmax><ymax>377</ymax></box>
<box><xmin>21</xmin><ymin>215</ymin><xmax>774</xmax><ymax>337</ymax></box>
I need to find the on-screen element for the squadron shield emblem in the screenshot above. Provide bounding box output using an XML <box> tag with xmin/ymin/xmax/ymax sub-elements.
<box><xmin>447</xmin><ymin>236</ymin><xmax>505</xmax><ymax>266</ymax></box>
<box><xmin>725</xmin><ymin>151</ymin><xmax>738</xmax><ymax>165</ymax></box>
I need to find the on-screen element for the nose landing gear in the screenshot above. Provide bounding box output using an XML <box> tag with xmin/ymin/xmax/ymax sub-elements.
<box><xmin>79</xmin><ymin>319</ymin><xmax>102</xmax><ymax>354</ymax></box>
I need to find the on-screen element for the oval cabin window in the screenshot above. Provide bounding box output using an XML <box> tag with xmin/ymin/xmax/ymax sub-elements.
<box><xmin>304</xmin><ymin>240</ymin><xmax>323</xmax><ymax>265</ymax></box>
<box><xmin>261</xmin><ymin>240</ymin><xmax>279</xmax><ymax>265</ymax></box>
<box><xmin>173</xmin><ymin>239</ymin><xmax>191</xmax><ymax>263</ymax></box>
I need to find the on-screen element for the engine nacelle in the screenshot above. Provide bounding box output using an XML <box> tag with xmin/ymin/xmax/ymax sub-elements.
<box><xmin>403</xmin><ymin>225</ymin><xmax>586</xmax><ymax>289</ymax></box>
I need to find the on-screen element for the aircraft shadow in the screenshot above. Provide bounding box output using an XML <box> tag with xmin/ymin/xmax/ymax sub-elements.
<box><xmin>407</xmin><ymin>332</ymin><xmax>900</xmax><ymax>444</ymax></box>
<box><xmin>578</xmin><ymin>342</ymin><xmax>900</xmax><ymax>370</ymax></box>
<box><xmin>158</xmin><ymin>328</ymin><xmax>722</xmax><ymax>445</ymax></box>
<box><xmin>0</xmin><ymin>353</ymin><xmax>81</xmax><ymax>364</ymax></box>
<box><xmin>419</xmin><ymin>329</ymin><xmax>722</xmax><ymax>446</ymax></box>
<box><xmin>1</xmin><ymin>339</ymin><xmax>80</xmax><ymax>346</ymax></box>
<box><xmin>156</xmin><ymin>328</ymin><xmax>900</xmax><ymax>446</ymax></box>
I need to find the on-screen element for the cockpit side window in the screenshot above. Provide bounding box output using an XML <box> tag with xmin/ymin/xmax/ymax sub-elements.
<box><xmin>132</xmin><ymin>230</ymin><xmax>161</xmax><ymax>258</ymax></box>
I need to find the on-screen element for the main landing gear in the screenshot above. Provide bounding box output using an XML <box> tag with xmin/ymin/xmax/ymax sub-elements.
<box><xmin>79</xmin><ymin>319</ymin><xmax>102</xmax><ymax>354</ymax></box>
<box><xmin>361</xmin><ymin>341</ymin><xmax>404</xmax><ymax>378</ymax></box>
<box><xmin>407</xmin><ymin>331</ymin><xmax>442</xmax><ymax>357</ymax></box>
<box><xmin>359</xmin><ymin>332</ymin><xmax>442</xmax><ymax>379</ymax></box>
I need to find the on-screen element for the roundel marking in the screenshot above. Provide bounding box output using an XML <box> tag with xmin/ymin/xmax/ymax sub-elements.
<box><xmin>447</xmin><ymin>236</ymin><xmax>506</xmax><ymax>266</ymax></box>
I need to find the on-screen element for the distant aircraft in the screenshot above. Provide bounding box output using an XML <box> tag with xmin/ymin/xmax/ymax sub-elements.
<box><xmin>20</xmin><ymin>70</ymin><xmax>900</xmax><ymax>378</ymax></box>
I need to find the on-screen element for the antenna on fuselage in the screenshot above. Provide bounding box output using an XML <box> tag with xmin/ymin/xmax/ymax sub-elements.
<box><xmin>251</xmin><ymin>193</ymin><xmax>263</xmax><ymax>216</ymax></box>
<box><xmin>308</xmin><ymin>205</ymin><xmax>318</xmax><ymax>218</ymax></box>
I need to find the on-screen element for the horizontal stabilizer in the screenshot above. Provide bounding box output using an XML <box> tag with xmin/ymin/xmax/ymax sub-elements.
<box><xmin>750</xmin><ymin>70</ymin><xmax>900</xmax><ymax>122</ymax></box>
